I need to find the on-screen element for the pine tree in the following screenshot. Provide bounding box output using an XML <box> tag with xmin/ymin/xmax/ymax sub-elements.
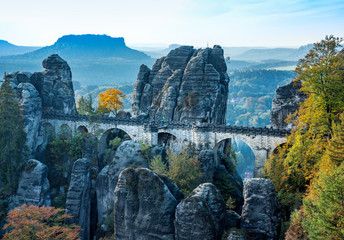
<box><xmin>0</xmin><ymin>79</ymin><xmax>27</xmax><ymax>193</ymax></box>
<box><xmin>303</xmin><ymin>163</ymin><xmax>344</xmax><ymax>240</ymax></box>
<box><xmin>77</xmin><ymin>93</ymin><xmax>95</xmax><ymax>115</ymax></box>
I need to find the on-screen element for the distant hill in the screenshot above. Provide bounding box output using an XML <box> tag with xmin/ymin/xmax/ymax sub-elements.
<box><xmin>232</xmin><ymin>44</ymin><xmax>313</xmax><ymax>61</ymax></box>
<box><xmin>0</xmin><ymin>34</ymin><xmax>154</xmax><ymax>86</ymax></box>
<box><xmin>0</xmin><ymin>40</ymin><xmax>40</xmax><ymax>57</ymax></box>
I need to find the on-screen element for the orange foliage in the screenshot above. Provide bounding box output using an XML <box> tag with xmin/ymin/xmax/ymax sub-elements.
<box><xmin>3</xmin><ymin>204</ymin><xmax>81</xmax><ymax>240</ymax></box>
<box><xmin>97</xmin><ymin>88</ymin><xmax>125</xmax><ymax>115</ymax></box>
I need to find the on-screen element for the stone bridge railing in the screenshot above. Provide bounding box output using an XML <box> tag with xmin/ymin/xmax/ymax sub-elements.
<box><xmin>42</xmin><ymin>112</ymin><xmax>290</xmax><ymax>137</ymax></box>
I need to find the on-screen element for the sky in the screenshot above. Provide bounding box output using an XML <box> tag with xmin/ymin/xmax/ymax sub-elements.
<box><xmin>0</xmin><ymin>0</ymin><xmax>343</xmax><ymax>48</ymax></box>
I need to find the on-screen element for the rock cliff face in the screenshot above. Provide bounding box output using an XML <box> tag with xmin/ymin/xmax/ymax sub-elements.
<box><xmin>114</xmin><ymin>168</ymin><xmax>179</xmax><ymax>240</ymax></box>
<box><xmin>270</xmin><ymin>80</ymin><xmax>306</xmax><ymax>130</ymax></box>
<box><xmin>16</xmin><ymin>159</ymin><xmax>50</xmax><ymax>207</ymax></box>
<box><xmin>4</xmin><ymin>55</ymin><xmax>77</xmax><ymax>156</ymax></box>
<box><xmin>5</xmin><ymin>54</ymin><xmax>76</xmax><ymax>115</ymax></box>
<box><xmin>95</xmin><ymin>140</ymin><xmax>148</xmax><ymax>226</ymax></box>
<box><xmin>241</xmin><ymin>178</ymin><xmax>281</xmax><ymax>240</ymax></box>
<box><xmin>65</xmin><ymin>158</ymin><xmax>91</xmax><ymax>240</ymax></box>
<box><xmin>132</xmin><ymin>45</ymin><xmax>229</xmax><ymax>124</ymax></box>
<box><xmin>175</xmin><ymin>183</ymin><xmax>226</xmax><ymax>240</ymax></box>
<box><xmin>17</xmin><ymin>83</ymin><xmax>42</xmax><ymax>153</ymax></box>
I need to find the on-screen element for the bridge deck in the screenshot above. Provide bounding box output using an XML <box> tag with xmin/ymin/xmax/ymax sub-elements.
<box><xmin>42</xmin><ymin>112</ymin><xmax>290</xmax><ymax>137</ymax></box>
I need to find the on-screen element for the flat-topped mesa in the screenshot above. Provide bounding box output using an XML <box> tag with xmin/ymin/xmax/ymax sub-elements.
<box><xmin>5</xmin><ymin>54</ymin><xmax>77</xmax><ymax>115</ymax></box>
<box><xmin>132</xmin><ymin>45</ymin><xmax>229</xmax><ymax>124</ymax></box>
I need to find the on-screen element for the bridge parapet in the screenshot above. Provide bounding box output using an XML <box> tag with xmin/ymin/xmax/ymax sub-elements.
<box><xmin>41</xmin><ymin>112</ymin><xmax>291</xmax><ymax>137</ymax></box>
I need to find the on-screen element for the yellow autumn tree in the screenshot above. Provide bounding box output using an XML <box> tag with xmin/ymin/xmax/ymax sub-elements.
<box><xmin>97</xmin><ymin>88</ymin><xmax>125</xmax><ymax>115</ymax></box>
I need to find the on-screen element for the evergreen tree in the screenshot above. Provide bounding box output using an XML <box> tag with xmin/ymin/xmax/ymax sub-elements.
<box><xmin>77</xmin><ymin>93</ymin><xmax>95</xmax><ymax>115</ymax></box>
<box><xmin>0</xmin><ymin>79</ymin><xmax>27</xmax><ymax>193</ymax></box>
<box><xmin>303</xmin><ymin>163</ymin><xmax>344</xmax><ymax>240</ymax></box>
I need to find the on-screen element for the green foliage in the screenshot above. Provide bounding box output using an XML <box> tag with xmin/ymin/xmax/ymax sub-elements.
<box><xmin>227</xmin><ymin>70</ymin><xmax>295</xmax><ymax>127</ymax></box>
<box><xmin>77</xmin><ymin>93</ymin><xmax>95</xmax><ymax>115</ymax></box>
<box><xmin>165</xmin><ymin>148</ymin><xmax>203</xmax><ymax>196</ymax></box>
<box><xmin>303</xmin><ymin>163</ymin><xmax>344</xmax><ymax>240</ymax></box>
<box><xmin>149</xmin><ymin>155</ymin><xmax>168</xmax><ymax>175</ymax></box>
<box><xmin>140</xmin><ymin>142</ymin><xmax>152</xmax><ymax>163</ymax></box>
<box><xmin>0</xmin><ymin>79</ymin><xmax>27</xmax><ymax>194</ymax></box>
<box><xmin>109</xmin><ymin>137</ymin><xmax>122</xmax><ymax>152</ymax></box>
<box><xmin>213</xmin><ymin>170</ymin><xmax>235</xmax><ymax>203</ymax></box>
<box><xmin>264</xmin><ymin>36</ymin><xmax>344</xmax><ymax>238</ymax></box>
<box><xmin>284</xmin><ymin>209</ymin><xmax>309</xmax><ymax>240</ymax></box>
<box><xmin>226</xmin><ymin>196</ymin><xmax>236</xmax><ymax>211</ymax></box>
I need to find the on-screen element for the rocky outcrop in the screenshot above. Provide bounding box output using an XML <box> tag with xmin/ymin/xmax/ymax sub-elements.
<box><xmin>227</xmin><ymin>229</ymin><xmax>248</xmax><ymax>240</ymax></box>
<box><xmin>17</xmin><ymin>83</ymin><xmax>42</xmax><ymax>153</ymax></box>
<box><xmin>95</xmin><ymin>140</ymin><xmax>148</xmax><ymax>226</ymax></box>
<box><xmin>175</xmin><ymin>183</ymin><xmax>226</xmax><ymax>240</ymax></box>
<box><xmin>241</xmin><ymin>178</ymin><xmax>281</xmax><ymax>240</ymax></box>
<box><xmin>16</xmin><ymin>159</ymin><xmax>50</xmax><ymax>207</ymax></box>
<box><xmin>5</xmin><ymin>54</ymin><xmax>76</xmax><ymax>115</ymax></box>
<box><xmin>65</xmin><ymin>158</ymin><xmax>91</xmax><ymax>240</ymax></box>
<box><xmin>114</xmin><ymin>168</ymin><xmax>179</xmax><ymax>240</ymax></box>
<box><xmin>270</xmin><ymin>80</ymin><xmax>306</xmax><ymax>130</ymax></box>
<box><xmin>132</xmin><ymin>45</ymin><xmax>229</xmax><ymax>124</ymax></box>
<box><xmin>199</xmin><ymin>149</ymin><xmax>217</xmax><ymax>182</ymax></box>
<box><xmin>225</xmin><ymin>210</ymin><xmax>241</xmax><ymax>229</ymax></box>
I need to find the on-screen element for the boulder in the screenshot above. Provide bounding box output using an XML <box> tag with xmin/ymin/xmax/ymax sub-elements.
<box><xmin>227</xmin><ymin>229</ymin><xmax>248</xmax><ymax>240</ymax></box>
<box><xmin>241</xmin><ymin>178</ymin><xmax>281</xmax><ymax>240</ymax></box>
<box><xmin>65</xmin><ymin>158</ymin><xmax>91</xmax><ymax>240</ymax></box>
<box><xmin>114</xmin><ymin>168</ymin><xmax>179</xmax><ymax>240</ymax></box>
<box><xmin>16</xmin><ymin>159</ymin><xmax>50</xmax><ymax>207</ymax></box>
<box><xmin>116</xmin><ymin>110</ymin><xmax>131</xmax><ymax>118</ymax></box>
<box><xmin>270</xmin><ymin>80</ymin><xmax>306</xmax><ymax>130</ymax></box>
<box><xmin>175</xmin><ymin>183</ymin><xmax>226</xmax><ymax>240</ymax></box>
<box><xmin>95</xmin><ymin>140</ymin><xmax>148</xmax><ymax>225</ymax></box>
<box><xmin>17</xmin><ymin>83</ymin><xmax>42</xmax><ymax>155</ymax></box>
<box><xmin>132</xmin><ymin>45</ymin><xmax>229</xmax><ymax>124</ymax></box>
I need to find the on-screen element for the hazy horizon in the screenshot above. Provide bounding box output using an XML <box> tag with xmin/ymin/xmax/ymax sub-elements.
<box><xmin>1</xmin><ymin>0</ymin><xmax>343</xmax><ymax>48</ymax></box>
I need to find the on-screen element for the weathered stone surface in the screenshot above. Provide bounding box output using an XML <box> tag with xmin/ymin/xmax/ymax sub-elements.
<box><xmin>17</xmin><ymin>83</ymin><xmax>42</xmax><ymax>155</ymax></box>
<box><xmin>270</xmin><ymin>80</ymin><xmax>306</xmax><ymax>130</ymax></box>
<box><xmin>116</xmin><ymin>110</ymin><xmax>131</xmax><ymax>118</ymax></box>
<box><xmin>5</xmin><ymin>54</ymin><xmax>77</xmax><ymax>115</ymax></box>
<box><xmin>16</xmin><ymin>159</ymin><xmax>50</xmax><ymax>206</ymax></box>
<box><xmin>95</xmin><ymin>140</ymin><xmax>148</xmax><ymax>226</ymax></box>
<box><xmin>158</xmin><ymin>174</ymin><xmax>184</xmax><ymax>202</ymax></box>
<box><xmin>227</xmin><ymin>229</ymin><xmax>248</xmax><ymax>240</ymax></box>
<box><xmin>175</xmin><ymin>183</ymin><xmax>226</xmax><ymax>240</ymax></box>
<box><xmin>132</xmin><ymin>45</ymin><xmax>229</xmax><ymax>124</ymax></box>
<box><xmin>65</xmin><ymin>158</ymin><xmax>91</xmax><ymax>240</ymax></box>
<box><xmin>199</xmin><ymin>149</ymin><xmax>217</xmax><ymax>182</ymax></box>
<box><xmin>241</xmin><ymin>178</ymin><xmax>281</xmax><ymax>240</ymax></box>
<box><xmin>114</xmin><ymin>167</ymin><xmax>179</xmax><ymax>240</ymax></box>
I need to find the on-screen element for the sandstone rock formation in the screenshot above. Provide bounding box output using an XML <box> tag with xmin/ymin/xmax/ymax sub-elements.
<box><xmin>16</xmin><ymin>159</ymin><xmax>50</xmax><ymax>207</ymax></box>
<box><xmin>132</xmin><ymin>45</ymin><xmax>229</xmax><ymax>124</ymax></box>
<box><xmin>114</xmin><ymin>168</ymin><xmax>179</xmax><ymax>240</ymax></box>
<box><xmin>225</xmin><ymin>210</ymin><xmax>241</xmax><ymax>229</ymax></box>
<box><xmin>199</xmin><ymin>149</ymin><xmax>217</xmax><ymax>182</ymax></box>
<box><xmin>95</xmin><ymin>140</ymin><xmax>148</xmax><ymax>226</ymax></box>
<box><xmin>227</xmin><ymin>229</ymin><xmax>248</xmax><ymax>240</ymax></box>
<box><xmin>5</xmin><ymin>54</ymin><xmax>76</xmax><ymax>115</ymax></box>
<box><xmin>270</xmin><ymin>80</ymin><xmax>306</xmax><ymax>130</ymax></box>
<box><xmin>65</xmin><ymin>158</ymin><xmax>91</xmax><ymax>240</ymax></box>
<box><xmin>175</xmin><ymin>183</ymin><xmax>226</xmax><ymax>240</ymax></box>
<box><xmin>241</xmin><ymin>178</ymin><xmax>281</xmax><ymax>240</ymax></box>
<box><xmin>17</xmin><ymin>83</ymin><xmax>42</xmax><ymax>153</ymax></box>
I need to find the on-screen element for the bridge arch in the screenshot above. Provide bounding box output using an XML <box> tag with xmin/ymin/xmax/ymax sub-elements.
<box><xmin>77</xmin><ymin>125</ymin><xmax>88</xmax><ymax>135</ymax></box>
<box><xmin>59</xmin><ymin>124</ymin><xmax>72</xmax><ymax>139</ymax></box>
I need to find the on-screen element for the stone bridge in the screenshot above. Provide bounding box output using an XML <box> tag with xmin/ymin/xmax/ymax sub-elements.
<box><xmin>41</xmin><ymin>112</ymin><xmax>289</xmax><ymax>176</ymax></box>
